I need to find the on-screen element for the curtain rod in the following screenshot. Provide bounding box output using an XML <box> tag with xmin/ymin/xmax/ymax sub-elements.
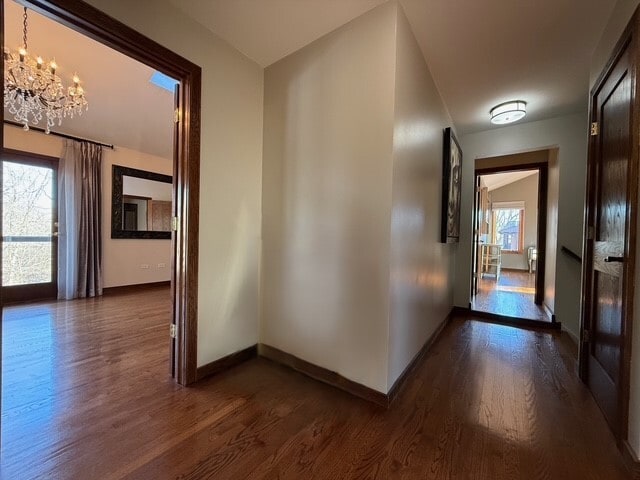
<box><xmin>3</xmin><ymin>120</ymin><xmax>115</xmax><ymax>149</ymax></box>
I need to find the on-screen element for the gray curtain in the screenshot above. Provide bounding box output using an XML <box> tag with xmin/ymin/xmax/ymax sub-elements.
<box><xmin>58</xmin><ymin>140</ymin><xmax>103</xmax><ymax>299</ymax></box>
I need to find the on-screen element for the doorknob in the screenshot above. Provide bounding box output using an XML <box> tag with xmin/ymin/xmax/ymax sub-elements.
<box><xmin>604</xmin><ymin>256</ymin><xmax>624</xmax><ymax>263</ymax></box>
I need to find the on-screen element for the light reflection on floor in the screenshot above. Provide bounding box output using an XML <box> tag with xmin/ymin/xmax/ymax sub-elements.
<box><xmin>2</xmin><ymin>303</ymin><xmax>57</xmax><ymax>437</ymax></box>
<box><xmin>471</xmin><ymin>270</ymin><xmax>551</xmax><ymax>321</ymax></box>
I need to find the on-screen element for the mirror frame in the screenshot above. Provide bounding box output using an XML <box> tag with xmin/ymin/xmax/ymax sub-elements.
<box><xmin>111</xmin><ymin>164</ymin><xmax>173</xmax><ymax>239</ymax></box>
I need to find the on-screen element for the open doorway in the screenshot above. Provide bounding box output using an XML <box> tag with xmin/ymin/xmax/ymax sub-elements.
<box><xmin>1</xmin><ymin>0</ymin><xmax>200</xmax><ymax>384</ymax></box>
<box><xmin>1</xmin><ymin>0</ymin><xmax>201</xmax><ymax>459</ymax></box>
<box><xmin>470</xmin><ymin>150</ymin><xmax>556</xmax><ymax>324</ymax></box>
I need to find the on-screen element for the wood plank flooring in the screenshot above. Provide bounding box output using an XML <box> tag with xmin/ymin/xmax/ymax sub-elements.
<box><xmin>472</xmin><ymin>269</ymin><xmax>551</xmax><ymax>321</ymax></box>
<box><xmin>1</xmin><ymin>289</ymin><xmax>635</xmax><ymax>479</ymax></box>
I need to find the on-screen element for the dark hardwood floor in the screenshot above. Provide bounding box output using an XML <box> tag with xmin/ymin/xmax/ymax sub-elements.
<box><xmin>1</xmin><ymin>289</ymin><xmax>634</xmax><ymax>479</ymax></box>
<box><xmin>472</xmin><ymin>269</ymin><xmax>551</xmax><ymax>322</ymax></box>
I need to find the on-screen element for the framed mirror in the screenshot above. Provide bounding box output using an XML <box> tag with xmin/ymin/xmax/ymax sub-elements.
<box><xmin>111</xmin><ymin>165</ymin><xmax>173</xmax><ymax>239</ymax></box>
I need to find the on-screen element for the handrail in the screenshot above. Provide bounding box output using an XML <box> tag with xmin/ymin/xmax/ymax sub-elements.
<box><xmin>561</xmin><ymin>245</ymin><xmax>582</xmax><ymax>263</ymax></box>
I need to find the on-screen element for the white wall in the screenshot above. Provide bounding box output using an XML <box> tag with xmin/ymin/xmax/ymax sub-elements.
<box><xmin>82</xmin><ymin>0</ymin><xmax>264</xmax><ymax>367</ymax></box>
<box><xmin>591</xmin><ymin>0</ymin><xmax>640</xmax><ymax>88</ymax></box>
<box><xmin>488</xmin><ymin>174</ymin><xmax>539</xmax><ymax>271</ymax></box>
<box><xmin>545</xmin><ymin>149</ymin><xmax>559</xmax><ymax>313</ymax></box>
<box><xmin>387</xmin><ymin>6</ymin><xmax>456</xmax><ymax>389</ymax></box>
<box><xmin>458</xmin><ymin>114</ymin><xmax>588</xmax><ymax>340</ymax></box>
<box><xmin>261</xmin><ymin>2</ymin><xmax>397</xmax><ymax>393</ymax></box>
<box><xmin>3</xmin><ymin>125</ymin><xmax>174</xmax><ymax>288</ymax></box>
<box><xmin>593</xmin><ymin>0</ymin><xmax>640</xmax><ymax>461</ymax></box>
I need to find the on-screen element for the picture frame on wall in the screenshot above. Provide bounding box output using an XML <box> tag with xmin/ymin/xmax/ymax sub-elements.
<box><xmin>441</xmin><ymin>127</ymin><xmax>463</xmax><ymax>243</ymax></box>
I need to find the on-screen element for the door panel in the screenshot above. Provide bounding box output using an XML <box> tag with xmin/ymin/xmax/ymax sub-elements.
<box><xmin>2</xmin><ymin>151</ymin><xmax>58</xmax><ymax>303</ymax></box>
<box><xmin>584</xmin><ymin>43</ymin><xmax>633</xmax><ymax>437</ymax></box>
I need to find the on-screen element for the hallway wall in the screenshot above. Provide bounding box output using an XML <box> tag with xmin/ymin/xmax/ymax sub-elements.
<box><xmin>261</xmin><ymin>3</ymin><xmax>398</xmax><ymax>392</ymax></box>
<box><xmin>82</xmin><ymin>0</ymin><xmax>265</xmax><ymax>368</ymax></box>
<box><xmin>387</xmin><ymin>6</ymin><xmax>456</xmax><ymax>389</ymax></box>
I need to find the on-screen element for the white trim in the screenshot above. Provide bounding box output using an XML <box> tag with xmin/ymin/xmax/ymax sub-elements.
<box><xmin>492</xmin><ymin>200</ymin><xmax>525</xmax><ymax>210</ymax></box>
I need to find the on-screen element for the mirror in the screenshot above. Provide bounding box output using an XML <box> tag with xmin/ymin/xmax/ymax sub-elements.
<box><xmin>111</xmin><ymin>165</ymin><xmax>172</xmax><ymax>239</ymax></box>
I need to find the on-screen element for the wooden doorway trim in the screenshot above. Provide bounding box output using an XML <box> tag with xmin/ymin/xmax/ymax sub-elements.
<box><xmin>473</xmin><ymin>162</ymin><xmax>549</xmax><ymax>309</ymax></box>
<box><xmin>3</xmin><ymin>0</ymin><xmax>202</xmax><ymax>385</ymax></box>
<box><xmin>581</xmin><ymin>9</ymin><xmax>639</xmax><ymax>445</ymax></box>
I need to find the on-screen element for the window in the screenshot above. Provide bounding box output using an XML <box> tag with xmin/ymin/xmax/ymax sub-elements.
<box><xmin>491</xmin><ymin>202</ymin><xmax>524</xmax><ymax>253</ymax></box>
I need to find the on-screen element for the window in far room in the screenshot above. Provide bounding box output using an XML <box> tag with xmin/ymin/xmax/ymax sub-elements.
<box><xmin>491</xmin><ymin>202</ymin><xmax>524</xmax><ymax>253</ymax></box>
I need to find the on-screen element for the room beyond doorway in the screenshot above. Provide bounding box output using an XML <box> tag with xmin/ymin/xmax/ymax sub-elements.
<box><xmin>471</xmin><ymin>150</ymin><xmax>556</xmax><ymax>324</ymax></box>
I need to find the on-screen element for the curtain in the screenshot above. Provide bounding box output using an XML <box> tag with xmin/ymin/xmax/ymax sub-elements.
<box><xmin>58</xmin><ymin>140</ymin><xmax>103</xmax><ymax>299</ymax></box>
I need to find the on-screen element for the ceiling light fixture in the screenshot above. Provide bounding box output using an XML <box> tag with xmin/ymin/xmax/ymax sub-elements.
<box><xmin>490</xmin><ymin>100</ymin><xmax>526</xmax><ymax>125</ymax></box>
<box><xmin>3</xmin><ymin>7</ymin><xmax>88</xmax><ymax>133</ymax></box>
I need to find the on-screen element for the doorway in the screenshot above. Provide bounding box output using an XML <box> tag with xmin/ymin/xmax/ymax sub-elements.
<box><xmin>1</xmin><ymin>0</ymin><xmax>201</xmax><ymax>387</ymax></box>
<box><xmin>2</xmin><ymin>149</ymin><xmax>58</xmax><ymax>303</ymax></box>
<box><xmin>471</xmin><ymin>160</ymin><xmax>550</xmax><ymax>322</ymax></box>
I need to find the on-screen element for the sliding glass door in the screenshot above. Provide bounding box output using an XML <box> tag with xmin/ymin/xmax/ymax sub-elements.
<box><xmin>2</xmin><ymin>150</ymin><xmax>58</xmax><ymax>303</ymax></box>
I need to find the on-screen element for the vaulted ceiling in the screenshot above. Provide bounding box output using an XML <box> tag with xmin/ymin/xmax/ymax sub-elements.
<box><xmin>4</xmin><ymin>0</ymin><xmax>619</xmax><ymax>148</ymax></box>
<box><xmin>3</xmin><ymin>0</ymin><xmax>175</xmax><ymax>158</ymax></box>
<box><xmin>169</xmin><ymin>0</ymin><xmax>617</xmax><ymax>134</ymax></box>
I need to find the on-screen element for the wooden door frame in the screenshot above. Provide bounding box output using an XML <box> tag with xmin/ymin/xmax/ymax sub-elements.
<box><xmin>1</xmin><ymin>0</ymin><xmax>202</xmax><ymax>386</ymax></box>
<box><xmin>473</xmin><ymin>162</ymin><xmax>549</xmax><ymax>307</ymax></box>
<box><xmin>580</xmin><ymin>9</ymin><xmax>639</xmax><ymax>446</ymax></box>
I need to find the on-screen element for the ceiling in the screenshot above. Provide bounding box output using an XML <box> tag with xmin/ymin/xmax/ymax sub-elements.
<box><xmin>169</xmin><ymin>0</ymin><xmax>617</xmax><ymax>134</ymax></box>
<box><xmin>3</xmin><ymin>0</ymin><xmax>175</xmax><ymax>158</ymax></box>
<box><xmin>481</xmin><ymin>170</ymin><xmax>538</xmax><ymax>192</ymax></box>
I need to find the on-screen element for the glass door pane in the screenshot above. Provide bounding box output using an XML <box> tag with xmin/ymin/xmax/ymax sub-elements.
<box><xmin>3</xmin><ymin>160</ymin><xmax>55</xmax><ymax>286</ymax></box>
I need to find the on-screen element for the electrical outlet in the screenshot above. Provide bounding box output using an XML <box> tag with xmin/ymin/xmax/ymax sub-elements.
<box><xmin>140</xmin><ymin>264</ymin><xmax>150</xmax><ymax>269</ymax></box>
<box><xmin>157</xmin><ymin>263</ymin><xmax>166</xmax><ymax>268</ymax></box>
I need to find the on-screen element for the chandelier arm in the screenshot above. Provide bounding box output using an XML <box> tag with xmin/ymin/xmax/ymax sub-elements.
<box><xmin>23</xmin><ymin>8</ymin><xmax>28</xmax><ymax>50</ymax></box>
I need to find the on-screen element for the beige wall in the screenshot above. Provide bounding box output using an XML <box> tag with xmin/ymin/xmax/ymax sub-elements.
<box><xmin>488</xmin><ymin>173</ymin><xmax>539</xmax><ymax>271</ymax></box>
<box><xmin>82</xmin><ymin>0</ymin><xmax>265</xmax><ymax>367</ymax></box>
<box><xmin>545</xmin><ymin>149</ymin><xmax>559</xmax><ymax>313</ymax></box>
<box><xmin>3</xmin><ymin>125</ymin><xmax>173</xmax><ymax>288</ymax></box>
<box><xmin>459</xmin><ymin>114</ymin><xmax>588</xmax><ymax>341</ymax></box>
<box><xmin>591</xmin><ymin>0</ymin><xmax>640</xmax><ymax>88</ymax></box>
<box><xmin>387</xmin><ymin>6</ymin><xmax>455</xmax><ymax>388</ymax></box>
<box><xmin>592</xmin><ymin>0</ymin><xmax>640</xmax><ymax>460</ymax></box>
<box><xmin>261</xmin><ymin>2</ymin><xmax>397</xmax><ymax>393</ymax></box>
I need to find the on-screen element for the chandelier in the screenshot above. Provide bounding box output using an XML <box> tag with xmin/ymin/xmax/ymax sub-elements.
<box><xmin>3</xmin><ymin>7</ymin><xmax>88</xmax><ymax>133</ymax></box>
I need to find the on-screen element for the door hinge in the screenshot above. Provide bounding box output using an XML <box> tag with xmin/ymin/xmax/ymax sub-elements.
<box><xmin>583</xmin><ymin>329</ymin><xmax>591</xmax><ymax>343</ymax></box>
<box><xmin>586</xmin><ymin>225</ymin><xmax>594</xmax><ymax>240</ymax></box>
<box><xmin>171</xmin><ymin>216</ymin><xmax>179</xmax><ymax>232</ymax></box>
<box><xmin>174</xmin><ymin>108</ymin><xmax>180</xmax><ymax>124</ymax></box>
<box><xmin>170</xmin><ymin>324</ymin><xmax>177</xmax><ymax>339</ymax></box>
<box><xmin>590</xmin><ymin>122</ymin><xmax>599</xmax><ymax>136</ymax></box>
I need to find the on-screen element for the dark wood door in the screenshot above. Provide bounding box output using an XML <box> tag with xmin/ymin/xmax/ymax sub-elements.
<box><xmin>1</xmin><ymin>150</ymin><xmax>59</xmax><ymax>304</ymax></box>
<box><xmin>583</xmin><ymin>39</ymin><xmax>635</xmax><ymax>438</ymax></box>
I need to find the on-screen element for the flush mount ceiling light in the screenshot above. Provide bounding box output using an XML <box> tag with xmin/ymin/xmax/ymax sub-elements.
<box><xmin>3</xmin><ymin>7</ymin><xmax>88</xmax><ymax>133</ymax></box>
<box><xmin>490</xmin><ymin>100</ymin><xmax>526</xmax><ymax>125</ymax></box>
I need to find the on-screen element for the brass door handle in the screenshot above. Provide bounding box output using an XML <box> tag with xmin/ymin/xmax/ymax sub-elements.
<box><xmin>604</xmin><ymin>256</ymin><xmax>624</xmax><ymax>263</ymax></box>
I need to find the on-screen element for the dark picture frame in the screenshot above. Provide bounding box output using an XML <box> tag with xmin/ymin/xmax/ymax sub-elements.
<box><xmin>111</xmin><ymin>164</ymin><xmax>173</xmax><ymax>239</ymax></box>
<box><xmin>441</xmin><ymin>127</ymin><xmax>463</xmax><ymax>243</ymax></box>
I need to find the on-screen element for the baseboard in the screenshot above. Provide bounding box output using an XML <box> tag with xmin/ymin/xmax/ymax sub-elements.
<box><xmin>458</xmin><ymin>307</ymin><xmax>561</xmax><ymax>331</ymax></box>
<box><xmin>387</xmin><ymin>308</ymin><xmax>453</xmax><ymax>404</ymax></box>
<box><xmin>196</xmin><ymin>345</ymin><xmax>258</xmax><ymax>381</ymax></box>
<box><xmin>562</xmin><ymin>325</ymin><xmax>580</xmax><ymax>348</ymax></box>
<box><xmin>543</xmin><ymin>302</ymin><xmax>556</xmax><ymax>323</ymax></box>
<box><xmin>622</xmin><ymin>440</ymin><xmax>640</xmax><ymax>476</ymax></box>
<box><xmin>103</xmin><ymin>281</ymin><xmax>170</xmax><ymax>295</ymax></box>
<box><xmin>258</xmin><ymin>343</ymin><xmax>389</xmax><ymax>408</ymax></box>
